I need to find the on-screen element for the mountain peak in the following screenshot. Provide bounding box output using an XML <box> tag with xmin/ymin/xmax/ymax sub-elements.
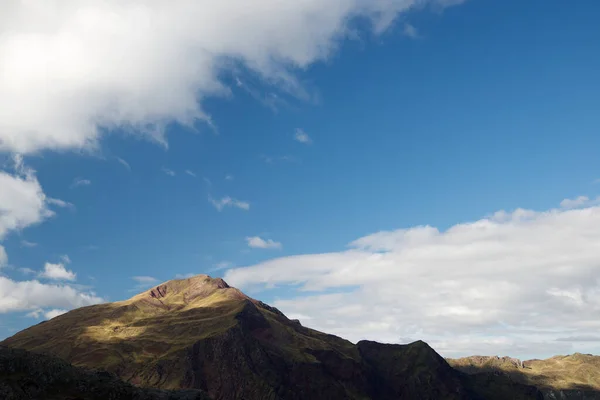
<box><xmin>126</xmin><ymin>274</ymin><xmax>247</xmax><ymax>310</ymax></box>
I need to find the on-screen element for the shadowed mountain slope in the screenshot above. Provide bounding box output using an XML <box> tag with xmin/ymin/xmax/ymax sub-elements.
<box><xmin>0</xmin><ymin>345</ymin><xmax>210</xmax><ymax>400</ymax></box>
<box><xmin>448</xmin><ymin>354</ymin><xmax>600</xmax><ymax>400</ymax></box>
<box><xmin>2</xmin><ymin>275</ymin><xmax>542</xmax><ymax>400</ymax></box>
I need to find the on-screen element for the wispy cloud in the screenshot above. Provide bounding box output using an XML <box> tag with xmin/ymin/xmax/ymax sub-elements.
<box><xmin>175</xmin><ymin>273</ymin><xmax>196</xmax><ymax>279</ymax></box>
<box><xmin>162</xmin><ymin>167</ymin><xmax>176</xmax><ymax>177</ymax></box>
<box><xmin>294</xmin><ymin>128</ymin><xmax>312</xmax><ymax>144</ymax></box>
<box><xmin>403</xmin><ymin>23</ymin><xmax>419</xmax><ymax>38</ymax></box>
<box><xmin>47</xmin><ymin>198</ymin><xmax>75</xmax><ymax>209</ymax></box>
<box><xmin>234</xmin><ymin>76</ymin><xmax>290</xmax><ymax>112</ymax></box>
<box><xmin>70</xmin><ymin>178</ymin><xmax>91</xmax><ymax>188</ymax></box>
<box><xmin>18</xmin><ymin>267</ymin><xmax>36</xmax><ymax>275</ymax></box>
<box><xmin>116</xmin><ymin>157</ymin><xmax>131</xmax><ymax>171</ymax></box>
<box><xmin>132</xmin><ymin>276</ymin><xmax>158</xmax><ymax>284</ymax></box>
<box><xmin>129</xmin><ymin>276</ymin><xmax>159</xmax><ymax>292</ymax></box>
<box><xmin>185</xmin><ymin>170</ymin><xmax>197</xmax><ymax>177</ymax></box>
<box><xmin>210</xmin><ymin>261</ymin><xmax>233</xmax><ymax>272</ymax></box>
<box><xmin>225</xmin><ymin>174</ymin><xmax>234</xmax><ymax>181</ymax></box>
<box><xmin>246</xmin><ymin>236</ymin><xmax>282</xmax><ymax>249</ymax></box>
<box><xmin>555</xmin><ymin>336</ymin><xmax>600</xmax><ymax>342</ymax></box>
<box><xmin>260</xmin><ymin>154</ymin><xmax>300</xmax><ymax>164</ymax></box>
<box><xmin>209</xmin><ymin>196</ymin><xmax>250</xmax><ymax>211</ymax></box>
<box><xmin>560</xmin><ymin>195</ymin><xmax>600</xmax><ymax>209</ymax></box>
<box><xmin>20</xmin><ymin>240</ymin><xmax>38</xmax><ymax>248</ymax></box>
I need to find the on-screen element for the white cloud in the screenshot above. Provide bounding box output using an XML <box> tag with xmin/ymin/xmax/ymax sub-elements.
<box><xmin>246</xmin><ymin>236</ymin><xmax>282</xmax><ymax>249</ymax></box>
<box><xmin>403</xmin><ymin>23</ymin><xmax>419</xmax><ymax>38</ymax></box>
<box><xmin>234</xmin><ymin>77</ymin><xmax>288</xmax><ymax>112</ymax></box>
<box><xmin>260</xmin><ymin>154</ymin><xmax>300</xmax><ymax>164</ymax></box>
<box><xmin>226</xmin><ymin>203</ymin><xmax>600</xmax><ymax>359</ymax></box>
<box><xmin>39</xmin><ymin>262</ymin><xmax>76</xmax><ymax>281</ymax></box>
<box><xmin>162</xmin><ymin>167</ymin><xmax>176</xmax><ymax>177</ymax></box>
<box><xmin>116</xmin><ymin>157</ymin><xmax>131</xmax><ymax>171</ymax></box>
<box><xmin>129</xmin><ymin>275</ymin><xmax>159</xmax><ymax>292</ymax></box>
<box><xmin>0</xmin><ymin>247</ymin><xmax>7</xmax><ymax>267</ymax></box>
<box><xmin>185</xmin><ymin>170</ymin><xmax>197</xmax><ymax>177</ymax></box>
<box><xmin>175</xmin><ymin>273</ymin><xmax>196</xmax><ymax>279</ymax></box>
<box><xmin>209</xmin><ymin>196</ymin><xmax>250</xmax><ymax>211</ymax></box>
<box><xmin>47</xmin><ymin>198</ymin><xmax>74</xmax><ymax>209</ymax></box>
<box><xmin>132</xmin><ymin>276</ymin><xmax>158</xmax><ymax>284</ymax></box>
<box><xmin>560</xmin><ymin>195</ymin><xmax>598</xmax><ymax>209</ymax></box>
<box><xmin>19</xmin><ymin>268</ymin><xmax>36</xmax><ymax>275</ymax></box>
<box><xmin>20</xmin><ymin>240</ymin><xmax>38</xmax><ymax>248</ymax></box>
<box><xmin>60</xmin><ymin>255</ymin><xmax>72</xmax><ymax>264</ymax></box>
<box><xmin>0</xmin><ymin>160</ymin><xmax>53</xmax><ymax>240</ymax></box>
<box><xmin>25</xmin><ymin>309</ymin><xmax>42</xmax><ymax>319</ymax></box>
<box><xmin>213</xmin><ymin>261</ymin><xmax>233</xmax><ymax>271</ymax></box>
<box><xmin>225</xmin><ymin>174</ymin><xmax>234</xmax><ymax>181</ymax></box>
<box><xmin>0</xmin><ymin>0</ymin><xmax>464</xmax><ymax>155</ymax></box>
<box><xmin>44</xmin><ymin>308</ymin><xmax>68</xmax><ymax>319</ymax></box>
<box><xmin>294</xmin><ymin>128</ymin><xmax>312</xmax><ymax>144</ymax></box>
<box><xmin>0</xmin><ymin>276</ymin><xmax>102</xmax><ymax>314</ymax></box>
<box><xmin>71</xmin><ymin>178</ymin><xmax>91</xmax><ymax>188</ymax></box>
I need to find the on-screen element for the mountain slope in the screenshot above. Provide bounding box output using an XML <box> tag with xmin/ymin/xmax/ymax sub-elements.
<box><xmin>448</xmin><ymin>354</ymin><xmax>600</xmax><ymax>399</ymax></box>
<box><xmin>2</xmin><ymin>275</ymin><xmax>542</xmax><ymax>400</ymax></box>
<box><xmin>0</xmin><ymin>345</ymin><xmax>210</xmax><ymax>400</ymax></box>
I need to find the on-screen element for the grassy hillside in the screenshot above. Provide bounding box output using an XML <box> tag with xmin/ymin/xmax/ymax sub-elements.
<box><xmin>2</xmin><ymin>275</ymin><xmax>542</xmax><ymax>400</ymax></box>
<box><xmin>448</xmin><ymin>354</ymin><xmax>600</xmax><ymax>399</ymax></box>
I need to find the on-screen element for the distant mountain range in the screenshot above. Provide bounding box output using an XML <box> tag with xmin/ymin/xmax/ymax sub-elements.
<box><xmin>448</xmin><ymin>354</ymin><xmax>600</xmax><ymax>400</ymax></box>
<box><xmin>0</xmin><ymin>275</ymin><xmax>593</xmax><ymax>399</ymax></box>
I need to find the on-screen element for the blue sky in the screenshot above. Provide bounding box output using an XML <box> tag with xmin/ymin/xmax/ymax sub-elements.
<box><xmin>1</xmin><ymin>0</ymin><xmax>600</xmax><ymax>359</ymax></box>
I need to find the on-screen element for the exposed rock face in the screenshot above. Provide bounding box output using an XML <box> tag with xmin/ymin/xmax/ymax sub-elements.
<box><xmin>2</xmin><ymin>275</ymin><xmax>542</xmax><ymax>400</ymax></box>
<box><xmin>0</xmin><ymin>345</ymin><xmax>210</xmax><ymax>400</ymax></box>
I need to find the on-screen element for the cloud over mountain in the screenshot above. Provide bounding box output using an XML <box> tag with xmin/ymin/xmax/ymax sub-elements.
<box><xmin>226</xmin><ymin>201</ymin><xmax>600</xmax><ymax>358</ymax></box>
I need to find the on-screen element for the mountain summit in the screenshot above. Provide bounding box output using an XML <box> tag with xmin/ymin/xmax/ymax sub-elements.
<box><xmin>2</xmin><ymin>275</ymin><xmax>542</xmax><ymax>400</ymax></box>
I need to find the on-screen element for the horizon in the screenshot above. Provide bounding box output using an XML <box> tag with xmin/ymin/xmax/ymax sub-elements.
<box><xmin>1</xmin><ymin>0</ymin><xmax>600</xmax><ymax>361</ymax></box>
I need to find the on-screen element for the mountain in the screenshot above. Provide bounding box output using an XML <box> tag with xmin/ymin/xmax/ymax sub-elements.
<box><xmin>0</xmin><ymin>345</ymin><xmax>210</xmax><ymax>400</ymax></box>
<box><xmin>448</xmin><ymin>354</ymin><xmax>600</xmax><ymax>400</ymax></box>
<box><xmin>1</xmin><ymin>275</ymin><xmax>542</xmax><ymax>400</ymax></box>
